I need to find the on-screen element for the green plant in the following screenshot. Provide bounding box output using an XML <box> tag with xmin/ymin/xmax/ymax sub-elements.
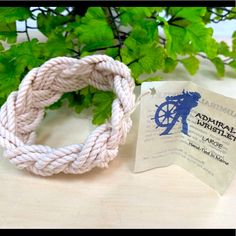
<box><xmin>0</xmin><ymin>7</ymin><xmax>235</xmax><ymax>124</ymax></box>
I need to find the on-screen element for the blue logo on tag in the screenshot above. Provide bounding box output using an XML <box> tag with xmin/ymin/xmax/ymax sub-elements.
<box><xmin>152</xmin><ymin>90</ymin><xmax>201</xmax><ymax>136</ymax></box>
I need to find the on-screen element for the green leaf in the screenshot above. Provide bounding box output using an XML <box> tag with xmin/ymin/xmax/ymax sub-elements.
<box><xmin>217</xmin><ymin>41</ymin><xmax>231</xmax><ymax>57</ymax></box>
<box><xmin>48</xmin><ymin>93</ymin><xmax>77</xmax><ymax>110</ymax></box>
<box><xmin>168</xmin><ymin>7</ymin><xmax>206</xmax><ymax>23</ymax></box>
<box><xmin>228</xmin><ymin>60</ymin><xmax>236</xmax><ymax>71</ymax></box>
<box><xmin>105</xmin><ymin>47</ymin><xmax>119</xmax><ymax>58</ymax></box>
<box><xmin>163</xmin><ymin>23</ymin><xmax>188</xmax><ymax>59</ymax></box>
<box><xmin>127</xmin><ymin>62</ymin><xmax>143</xmax><ymax>79</ymax></box>
<box><xmin>92</xmin><ymin>91</ymin><xmax>115</xmax><ymax>125</ymax></box>
<box><xmin>211</xmin><ymin>57</ymin><xmax>225</xmax><ymax>77</ymax></box>
<box><xmin>124</xmin><ymin>46</ymin><xmax>165</xmax><ymax>79</ymax></box>
<box><xmin>0</xmin><ymin>54</ymin><xmax>20</xmax><ymax>106</ymax></box>
<box><xmin>122</xmin><ymin>22</ymin><xmax>164</xmax><ymax>79</ymax></box>
<box><xmin>165</xmin><ymin>20</ymin><xmax>217</xmax><ymax>59</ymax></box>
<box><xmin>80</xmin><ymin>50</ymin><xmax>95</xmax><ymax>57</ymax></box>
<box><xmin>130</xmin><ymin>23</ymin><xmax>158</xmax><ymax>45</ymax></box>
<box><xmin>191</xmin><ymin>24</ymin><xmax>217</xmax><ymax>58</ymax></box>
<box><xmin>1</xmin><ymin>6</ymin><xmax>235</xmax><ymax>124</ymax></box>
<box><xmin>74</xmin><ymin>87</ymin><xmax>94</xmax><ymax>114</ymax></box>
<box><xmin>0</xmin><ymin>38</ymin><xmax>44</xmax><ymax>107</ymax></box>
<box><xmin>55</xmin><ymin>7</ymin><xmax>67</xmax><ymax>14</ymax></box>
<box><xmin>0</xmin><ymin>7</ymin><xmax>30</xmax><ymax>23</ymax></box>
<box><xmin>42</xmin><ymin>33</ymin><xmax>73</xmax><ymax>58</ymax></box>
<box><xmin>0</xmin><ymin>42</ymin><xmax>4</xmax><ymax>51</ymax></box>
<box><xmin>186</xmin><ymin>23</ymin><xmax>216</xmax><ymax>57</ymax></box>
<box><xmin>163</xmin><ymin>57</ymin><xmax>178</xmax><ymax>73</ymax></box>
<box><xmin>78</xmin><ymin>87</ymin><xmax>93</xmax><ymax>107</ymax></box>
<box><xmin>120</xmin><ymin>7</ymin><xmax>164</xmax><ymax>26</ymax></box>
<box><xmin>141</xmin><ymin>76</ymin><xmax>162</xmax><ymax>83</ymax></box>
<box><xmin>206</xmin><ymin>38</ymin><xmax>218</xmax><ymax>59</ymax></box>
<box><xmin>0</xmin><ymin>39</ymin><xmax>44</xmax><ymax>106</ymax></box>
<box><xmin>138</xmin><ymin>46</ymin><xmax>165</xmax><ymax>73</ymax></box>
<box><xmin>232</xmin><ymin>31</ymin><xmax>236</xmax><ymax>56</ymax></box>
<box><xmin>75</xmin><ymin>7</ymin><xmax>114</xmax><ymax>52</ymax></box>
<box><xmin>48</xmin><ymin>99</ymin><xmax>63</xmax><ymax>110</ymax></box>
<box><xmin>202</xmin><ymin>8</ymin><xmax>212</xmax><ymax>24</ymax></box>
<box><xmin>227</xmin><ymin>7</ymin><xmax>236</xmax><ymax>20</ymax></box>
<box><xmin>6</xmin><ymin>39</ymin><xmax>43</xmax><ymax>70</ymax></box>
<box><xmin>83</xmin><ymin>7</ymin><xmax>107</xmax><ymax>20</ymax></box>
<box><xmin>181</xmin><ymin>56</ymin><xmax>199</xmax><ymax>75</ymax></box>
<box><xmin>0</xmin><ymin>22</ymin><xmax>17</xmax><ymax>43</ymax></box>
<box><xmin>0</xmin><ymin>8</ymin><xmax>29</xmax><ymax>44</ymax></box>
<box><xmin>37</xmin><ymin>13</ymin><xmax>71</xmax><ymax>37</ymax></box>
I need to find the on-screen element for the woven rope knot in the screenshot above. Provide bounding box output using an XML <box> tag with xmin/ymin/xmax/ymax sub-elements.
<box><xmin>0</xmin><ymin>55</ymin><xmax>135</xmax><ymax>176</ymax></box>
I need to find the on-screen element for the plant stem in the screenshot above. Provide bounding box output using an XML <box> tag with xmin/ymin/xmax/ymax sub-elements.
<box><xmin>106</xmin><ymin>7</ymin><xmax>123</xmax><ymax>61</ymax></box>
<box><xmin>26</xmin><ymin>26</ymin><xmax>38</xmax><ymax>29</ymax></box>
<box><xmin>127</xmin><ymin>58</ymin><xmax>141</xmax><ymax>67</ymax></box>
<box><xmin>88</xmin><ymin>44</ymin><xmax>120</xmax><ymax>52</ymax></box>
<box><xmin>25</xmin><ymin>20</ymin><xmax>30</xmax><ymax>41</ymax></box>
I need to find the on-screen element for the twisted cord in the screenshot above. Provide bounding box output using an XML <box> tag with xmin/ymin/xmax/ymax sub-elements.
<box><xmin>0</xmin><ymin>55</ymin><xmax>135</xmax><ymax>176</ymax></box>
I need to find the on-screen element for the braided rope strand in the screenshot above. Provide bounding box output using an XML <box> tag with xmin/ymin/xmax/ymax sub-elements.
<box><xmin>0</xmin><ymin>55</ymin><xmax>135</xmax><ymax>176</ymax></box>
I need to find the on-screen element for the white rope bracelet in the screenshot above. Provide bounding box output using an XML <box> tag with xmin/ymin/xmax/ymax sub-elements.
<box><xmin>0</xmin><ymin>55</ymin><xmax>136</xmax><ymax>176</ymax></box>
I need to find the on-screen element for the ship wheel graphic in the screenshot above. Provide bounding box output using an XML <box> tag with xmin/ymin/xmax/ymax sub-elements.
<box><xmin>151</xmin><ymin>90</ymin><xmax>201</xmax><ymax>136</ymax></box>
<box><xmin>153</xmin><ymin>101</ymin><xmax>178</xmax><ymax>128</ymax></box>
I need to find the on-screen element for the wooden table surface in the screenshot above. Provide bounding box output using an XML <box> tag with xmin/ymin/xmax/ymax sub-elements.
<box><xmin>0</xmin><ymin>58</ymin><xmax>236</xmax><ymax>228</ymax></box>
<box><xmin>1</xmin><ymin>23</ymin><xmax>236</xmax><ymax>228</ymax></box>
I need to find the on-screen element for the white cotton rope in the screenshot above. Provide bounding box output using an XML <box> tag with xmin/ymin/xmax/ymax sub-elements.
<box><xmin>0</xmin><ymin>55</ymin><xmax>137</xmax><ymax>176</ymax></box>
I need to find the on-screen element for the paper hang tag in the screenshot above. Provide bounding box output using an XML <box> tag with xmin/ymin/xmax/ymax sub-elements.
<box><xmin>134</xmin><ymin>81</ymin><xmax>236</xmax><ymax>195</ymax></box>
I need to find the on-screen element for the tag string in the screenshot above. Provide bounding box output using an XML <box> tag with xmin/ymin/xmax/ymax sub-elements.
<box><xmin>121</xmin><ymin>88</ymin><xmax>155</xmax><ymax>122</ymax></box>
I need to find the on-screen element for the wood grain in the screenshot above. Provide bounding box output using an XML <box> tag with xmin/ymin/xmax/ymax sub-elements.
<box><xmin>0</xmin><ymin>34</ymin><xmax>236</xmax><ymax>227</ymax></box>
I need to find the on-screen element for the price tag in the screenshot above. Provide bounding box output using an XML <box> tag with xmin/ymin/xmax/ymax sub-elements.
<box><xmin>135</xmin><ymin>81</ymin><xmax>236</xmax><ymax>194</ymax></box>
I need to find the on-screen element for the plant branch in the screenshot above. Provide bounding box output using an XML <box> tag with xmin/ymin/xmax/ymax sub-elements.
<box><xmin>159</xmin><ymin>35</ymin><xmax>166</xmax><ymax>45</ymax></box>
<box><xmin>26</xmin><ymin>26</ymin><xmax>38</xmax><ymax>29</ymax></box>
<box><xmin>208</xmin><ymin>9</ymin><xmax>228</xmax><ymax>18</ymax></box>
<box><xmin>114</xmin><ymin>12</ymin><xmax>124</xmax><ymax>19</ymax></box>
<box><xmin>68</xmin><ymin>48</ymin><xmax>81</xmax><ymax>58</ymax></box>
<box><xmin>158</xmin><ymin>36</ymin><xmax>232</xmax><ymax>66</ymax></box>
<box><xmin>127</xmin><ymin>58</ymin><xmax>140</xmax><ymax>67</ymax></box>
<box><xmin>107</xmin><ymin>7</ymin><xmax>123</xmax><ymax>61</ymax></box>
<box><xmin>47</xmin><ymin>8</ymin><xmax>65</xmax><ymax>17</ymax></box>
<box><xmin>197</xmin><ymin>53</ymin><xmax>208</xmax><ymax>59</ymax></box>
<box><xmin>65</xmin><ymin>7</ymin><xmax>71</xmax><ymax>15</ymax></box>
<box><xmin>197</xmin><ymin>53</ymin><xmax>232</xmax><ymax>65</ymax></box>
<box><xmin>219</xmin><ymin>7</ymin><xmax>236</xmax><ymax>14</ymax></box>
<box><xmin>31</xmin><ymin>7</ymin><xmax>45</xmax><ymax>13</ymax></box>
<box><xmin>119</xmin><ymin>30</ymin><xmax>129</xmax><ymax>36</ymax></box>
<box><xmin>88</xmin><ymin>44</ymin><xmax>120</xmax><ymax>52</ymax></box>
<box><xmin>25</xmin><ymin>20</ymin><xmax>30</xmax><ymax>41</ymax></box>
<box><xmin>208</xmin><ymin>7</ymin><xmax>236</xmax><ymax>23</ymax></box>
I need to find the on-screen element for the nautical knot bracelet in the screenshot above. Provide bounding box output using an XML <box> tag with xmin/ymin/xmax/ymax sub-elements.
<box><xmin>0</xmin><ymin>55</ymin><xmax>136</xmax><ymax>176</ymax></box>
